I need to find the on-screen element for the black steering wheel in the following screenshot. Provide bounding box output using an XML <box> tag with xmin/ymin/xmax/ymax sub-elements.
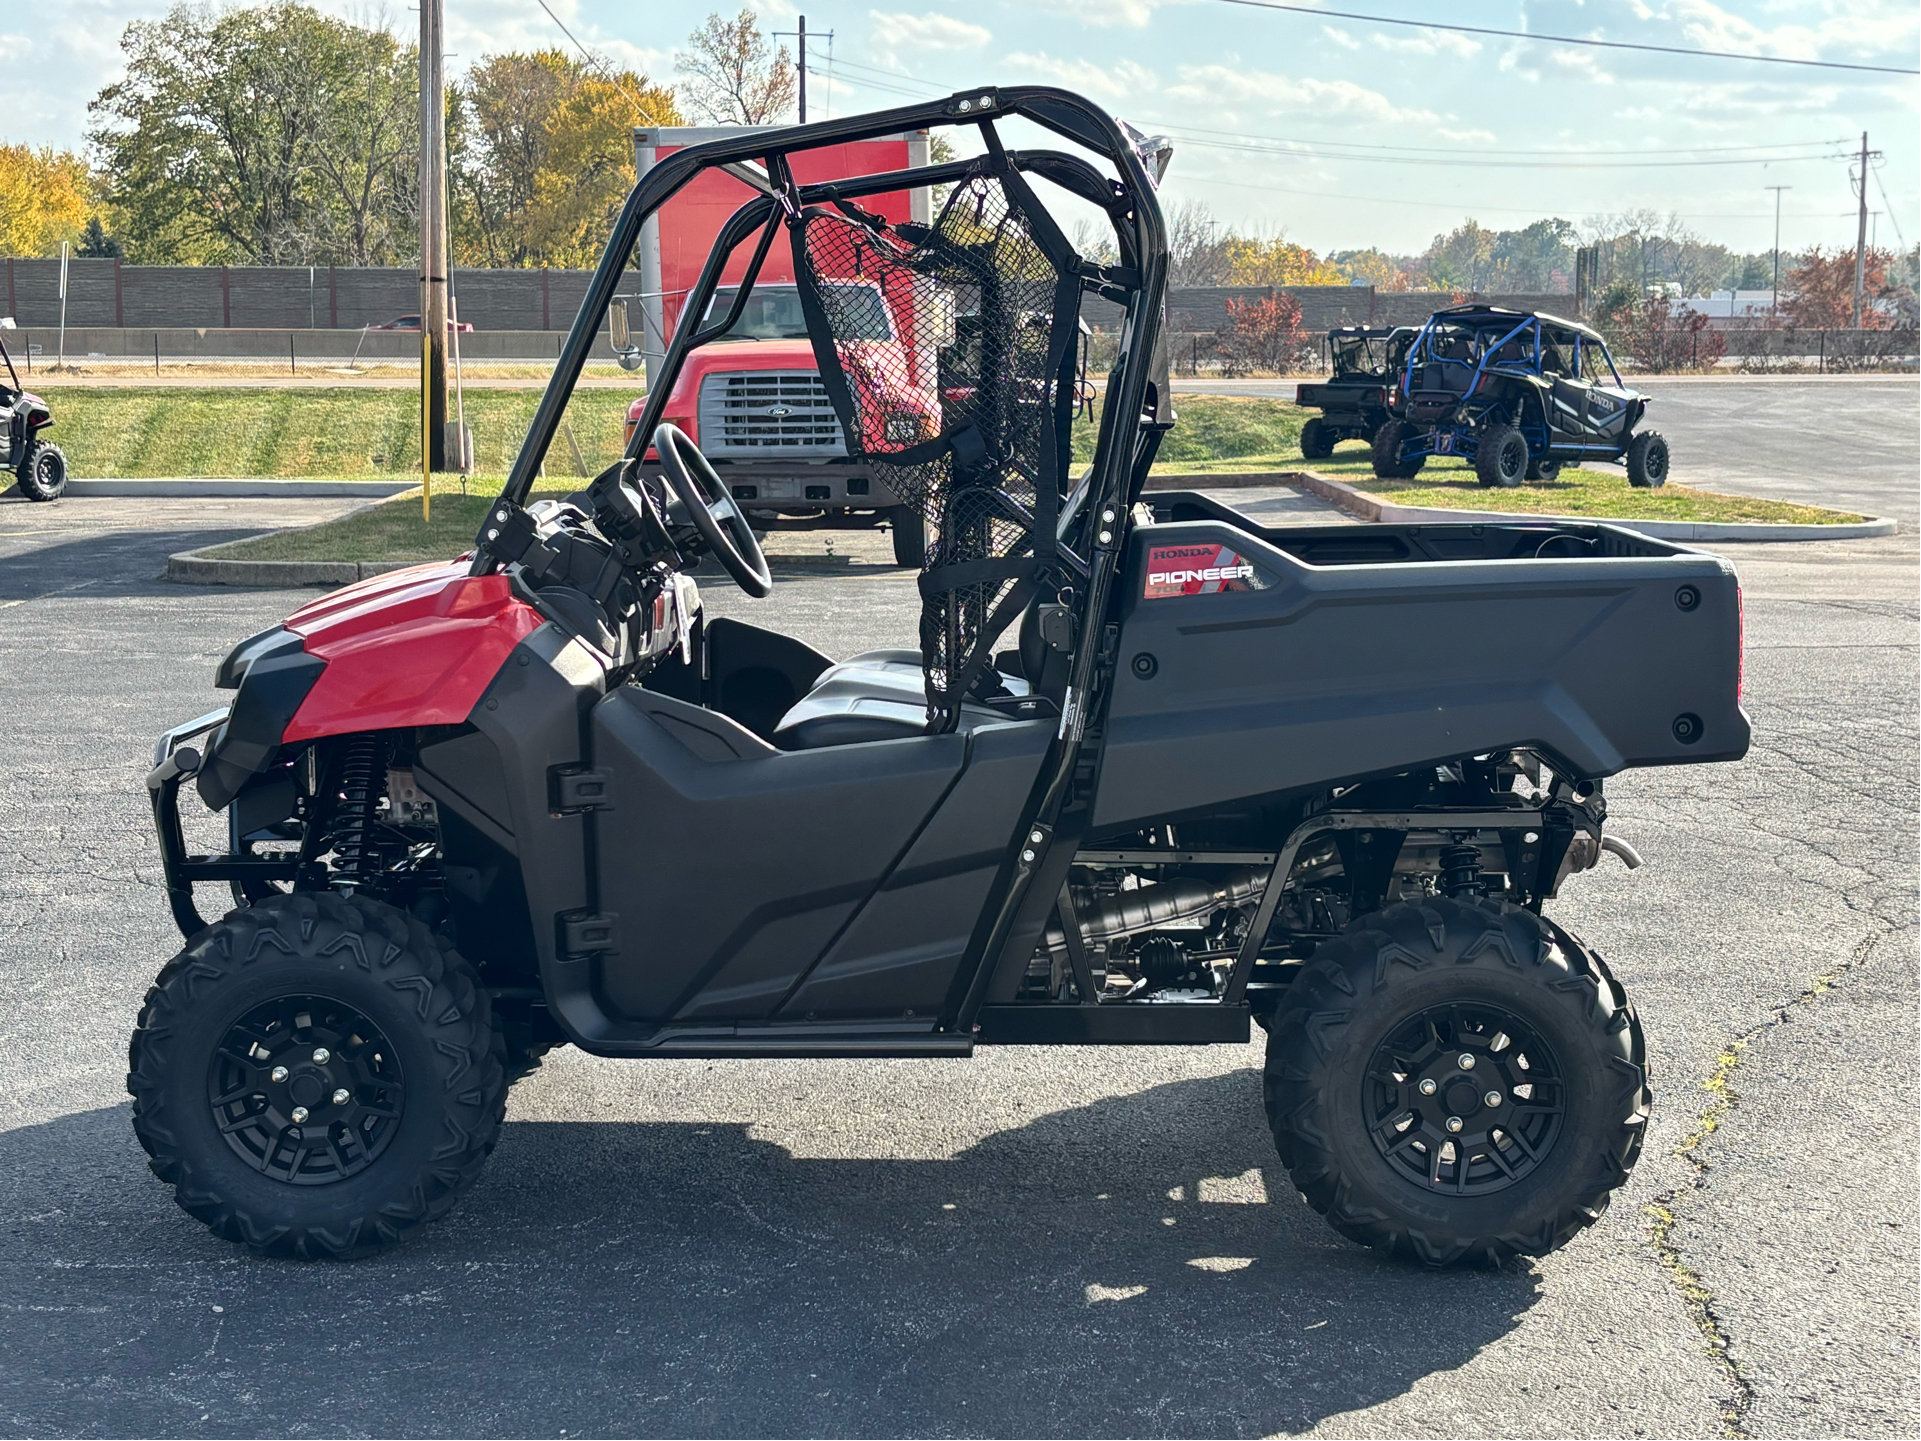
<box><xmin>653</xmin><ymin>423</ymin><xmax>773</xmax><ymax>598</ymax></box>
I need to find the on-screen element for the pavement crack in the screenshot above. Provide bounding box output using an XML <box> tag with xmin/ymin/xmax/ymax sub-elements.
<box><xmin>1643</xmin><ymin>926</ymin><xmax>1896</xmax><ymax>1439</ymax></box>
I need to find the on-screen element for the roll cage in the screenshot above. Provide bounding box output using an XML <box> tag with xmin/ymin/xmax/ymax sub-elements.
<box><xmin>1399</xmin><ymin>306</ymin><xmax>1623</xmax><ymax>398</ymax></box>
<box><xmin>464</xmin><ymin>87</ymin><xmax>1174</xmax><ymax>1016</ymax></box>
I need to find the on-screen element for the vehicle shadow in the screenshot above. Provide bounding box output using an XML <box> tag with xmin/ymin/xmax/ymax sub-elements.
<box><xmin>0</xmin><ymin>1069</ymin><xmax>1542</xmax><ymax>1438</ymax></box>
<box><xmin>0</xmin><ymin>526</ymin><xmax>286</xmax><ymax>601</ymax></box>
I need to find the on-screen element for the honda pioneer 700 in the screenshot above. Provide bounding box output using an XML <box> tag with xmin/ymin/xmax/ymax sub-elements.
<box><xmin>1374</xmin><ymin>304</ymin><xmax>1668</xmax><ymax>490</ymax></box>
<box><xmin>131</xmin><ymin>90</ymin><xmax>1748</xmax><ymax>1267</ymax></box>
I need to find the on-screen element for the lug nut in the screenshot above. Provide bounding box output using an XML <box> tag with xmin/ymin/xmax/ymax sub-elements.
<box><xmin>1445</xmin><ymin>1116</ymin><xmax>1463</xmax><ymax>1133</ymax></box>
<box><xmin>271</xmin><ymin>1066</ymin><xmax>289</xmax><ymax>1083</ymax></box>
<box><xmin>291</xmin><ymin>1106</ymin><xmax>309</xmax><ymax>1123</ymax></box>
<box><xmin>1418</xmin><ymin>1078</ymin><xmax>1437</xmax><ymax>1096</ymax></box>
<box><xmin>312</xmin><ymin>1048</ymin><xmax>330</xmax><ymax>1064</ymax></box>
<box><xmin>1485</xmin><ymin>1090</ymin><xmax>1503</xmax><ymax>1107</ymax></box>
<box><xmin>332</xmin><ymin>1088</ymin><xmax>351</xmax><ymax>1106</ymax></box>
<box><xmin>1457</xmin><ymin>1053</ymin><xmax>1476</xmax><ymax>1070</ymax></box>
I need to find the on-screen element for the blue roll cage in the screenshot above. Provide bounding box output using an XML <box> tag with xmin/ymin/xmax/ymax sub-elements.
<box><xmin>1399</xmin><ymin>312</ymin><xmax>1624</xmax><ymax>401</ymax></box>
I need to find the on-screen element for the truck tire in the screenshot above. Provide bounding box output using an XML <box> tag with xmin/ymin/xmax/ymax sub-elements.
<box><xmin>1626</xmin><ymin>431</ymin><xmax>1669</xmax><ymax>488</ymax></box>
<box><xmin>1526</xmin><ymin>456</ymin><xmax>1562</xmax><ymax>483</ymax></box>
<box><xmin>127</xmin><ymin>891</ymin><xmax>508</xmax><ymax>1260</ymax></box>
<box><xmin>16</xmin><ymin>441</ymin><xmax>68</xmax><ymax>501</ymax></box>
<box><xmin>1299</xmin><ymin>417</ymin><xmax>1336</xmax><ymax>460</ymax></box>
<box><xmin>1370</xmin><ymin>421</ymin><xmax>1425</xmax><ymax>480</ymax></box>
<box><xmin>1263</xmin><ymin>896</ymin><xmax>1649</xmax><ymax>1267</ymax></box>
<box><xmin>1475</xmin><ymin>425</ymin><xmax>1530</xmax><ymax>488</ymax></box>
<box><xmin>887</xmin><ymin>505</ymin><xmax>926</xmax><ymax>568</ymax></box>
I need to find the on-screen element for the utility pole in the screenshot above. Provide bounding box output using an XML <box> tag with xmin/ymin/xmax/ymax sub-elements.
<box><xmin>777</xmin><ymin>16</ymin><xmax>831</xmax><ymax>123</ymax></box>
<box><xmin>1765</xmin><ymin>185</ymin><xmax>1791</xmax><ymax>318</ymax></box>
<box><xmin>419</xmin><ymin>0</ymin><xmax>449</xmax><ymax>498</ymax></box>
<box><xmin>1851</xmin><ymin>131</ymin><xmax>1878</xmax><ymax>329</ymax></box>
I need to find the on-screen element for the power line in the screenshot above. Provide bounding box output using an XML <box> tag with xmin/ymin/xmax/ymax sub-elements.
<box><xmin>531</xmin><ymin>0</ymin><xmax>651</xmax><ymax>115</ymax></box>
<box><xmin>1165</xmin><ymin>122</ymin><xmax>1852</xmax><ymax>160</ymax></box>
<box><xmin>1165</xmin><ymin>129</ymin><xmax>1844</xmax><ymax>171</ymax></box>
<box><xmin>1210</xmin><ymin>1</ymin><xmax>1921</xmax><ymax>76</ymax></box>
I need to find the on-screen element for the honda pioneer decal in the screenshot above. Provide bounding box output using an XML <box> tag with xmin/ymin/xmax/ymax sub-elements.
<box><xmin>1144</xmin><ymin>543</ymin><xmax>1267</xmax><ymax>599</ymax></box>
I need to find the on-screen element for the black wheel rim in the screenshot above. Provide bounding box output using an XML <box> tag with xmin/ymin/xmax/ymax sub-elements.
<box><xmin>1364</xmin><ymin>1001</ymin><xmax>1563</xmax><ymax>1195</ymax></box>
<box><xmin>208</xmin><ymin>994</ymin><xmax>406</xmax><ymax>1185</ymax></box>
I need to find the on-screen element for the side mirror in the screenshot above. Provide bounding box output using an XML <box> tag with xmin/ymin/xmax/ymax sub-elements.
<box><xmin>609</xmin><ymin>297</ymin><xmax>646</xmax><ymax>372</ymax></box>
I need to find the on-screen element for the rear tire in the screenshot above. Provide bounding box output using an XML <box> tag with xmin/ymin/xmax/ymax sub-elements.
<box><xmin>887</xmin><ymin>505</ymin><xmax>926</xmax><ymax>568</ymax></box>
<box><xmin>17</xmin><ymin>441</ymin><xmax>67</xmax><ymax>501</ymax></box>
<box><xmin>1526</xmin><ymin>456</ymin><xmax>1562</xmax><ymax>483</ymax></box>
<box><xmin>127</xmin><ymin>892</ymin><xmax>507</xmax><ymax>1259</ymax></box>
<box><xmin>1263</xmin><ymin>896</ymin><xmax>1649</xmax><ymax>1267</ymax></box>
<box><xmin>1475</xmin><ymin>425</ymin><xmax>1530</xmax><ymax>488</ymax></box>
<box><xmin>1626</xmin><ymin>431</ymin><xmax>1669</xmax><ymax>487</ymax></box>
<box><xmin>1299</xmin><ymin>417</ymin><xmax>1336</xmax><ymax>461</ymax></box>
<box><xmin>1370</xmin><ymin>421</ymin><xmax>1426</xmax><ymax>480</ymax></box>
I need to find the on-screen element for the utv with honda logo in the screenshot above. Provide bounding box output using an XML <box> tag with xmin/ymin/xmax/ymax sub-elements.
<box><xmin>131</xmin><ymin>90</ymin><xmax>1747</xmax><ymax>1267</ymax></box>
<box><xmin>1373</xmin><ymin>304</ymin><xmax>1669</xmax><ymax>490</ymax></box>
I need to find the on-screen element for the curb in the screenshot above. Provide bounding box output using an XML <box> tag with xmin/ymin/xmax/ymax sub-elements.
<box><xmin>71</xmin><ymin>478</ymin><xmax>420</xmax><ymax>498</ymax></box>
<box><xmin>1289</xmin><ymin>471</ymin><xmax>1899</xmax><ymax>542</ymax></box>
<box><xmin>1144</xmin><ymin>470</ymin><xmax>1307</xmax><ymax>490</ymax></box>
<box><xmin>165</xmin><ymin>554</ymin><xmax>428</xmax><ymax>586</ymax></box>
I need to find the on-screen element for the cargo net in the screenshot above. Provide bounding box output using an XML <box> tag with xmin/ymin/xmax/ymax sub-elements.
<box><xmin>793</xmin><ymin>172</ymin><xmax>1075</xmax><ymax>729</ymax></box>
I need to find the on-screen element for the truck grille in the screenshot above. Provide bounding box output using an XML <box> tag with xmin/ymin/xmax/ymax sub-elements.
<box><xmin>698</xmin><ymin>372</ymin><xmax>845</xmax><ymax>456</ymax></box>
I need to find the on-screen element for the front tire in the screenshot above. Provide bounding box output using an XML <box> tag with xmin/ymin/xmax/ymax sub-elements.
<box><xmin>1263</xmin><ymin>897</ymin><xmax>1649</xmax><ymax>1267</ymax></box>
<box><xmin>17</xmin><ymin>441</ymin><xmax>68</xmax><ymax>501</ymax></box>
<box><xmin>1299</xmin><ymin>417</ymin><xmax>1336</xmax><ymax>460</ymax></box>
<box><xmin>887</xmin><ymin>505</ymin><xmax>926</xmax><ymax>568</ymax></box>
<box><xmin>1475</xmin><ymin>425</ymin><xmax>1530</xmax><ymax>488</ymax></box>
<box><xmin>1626</xmin><ymin>431</ymin><xmax>1669</xmax><ymax>487</ymax></box>
<box><xmin>1370</xmin><ymin>421</ymin><xmax>1426</xmax><ymax>480</ymax></box>
<box><xmin>128</xmin><ymin>892</ymin><xmax>507</xmax><ymax>1259</ymax></box>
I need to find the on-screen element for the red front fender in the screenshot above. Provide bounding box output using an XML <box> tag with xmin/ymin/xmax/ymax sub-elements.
<box><xmin>283</xmin><ymin>561</ymin><xmax>542</xmax><ymax>741</ymax></box>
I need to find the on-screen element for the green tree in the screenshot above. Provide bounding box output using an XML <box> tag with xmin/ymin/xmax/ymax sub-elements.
<box><xmin>88</xmin><ymin>2</ymin><xmax>418</xmax><ymax>264</ymax></box>
<box><xmin>77</xmin><ymin>215</ymin><xmax>123</xmax><ymax>257</ymax></box>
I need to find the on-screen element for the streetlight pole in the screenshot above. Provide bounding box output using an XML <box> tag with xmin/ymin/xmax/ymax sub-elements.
<box><xmin>419</xmin><ymin>0</ymin><xmax>449</xmax><ymax>506</ymax></box>
<box><xmin>1765</xmin><ymin>185</ymin><xmax>1791</xmax><ymax>318</ymax></box>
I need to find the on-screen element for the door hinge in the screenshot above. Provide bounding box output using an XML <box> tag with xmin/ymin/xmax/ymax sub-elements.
<box><xmin>559</xmin><ymin>911</ymin><xmax>618</xmax><ymax>958</ymax></box>
<box><xmin>550</xmin><ymin>765</ymin><xmax>613</xmax><ymax>813</ymax></box>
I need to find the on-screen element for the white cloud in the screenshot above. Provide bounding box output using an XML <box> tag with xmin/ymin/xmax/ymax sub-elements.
<box><xmin>869</xmin><ymin>12</ymin><xmax>991</xmax><ymax>52</ymax></box>
<box><xmin>1029</xmin><ymin>0</ymin><xmax>1159</xmax><ymax>29</ymax></box>
<box><xmin>1006</xmin><ymin>52</ymin><xmax>1160</xmax><ymax>103</ymax></box>
<box><xmin>1437</xmin><ymin>126</ymin><xmax>1498</xmax><ymax>144</ymax></box>
<box><xmin>1321</xmin><ymin>27</ymin><xmax>1360</xmax><ymax>51</ymax></box>
<box><xmin>1165</xmin><ymin>64</ymin><xmax>1440</xmax><ymax>125</ymax></box>
<box><xmin>1372</xmin><ymin>29</ymin><xmax>1482</xmax><ymax>60</ymax></box>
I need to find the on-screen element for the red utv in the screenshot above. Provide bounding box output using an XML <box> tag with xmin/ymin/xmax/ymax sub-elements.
<box><xmin>130</xmin><ymin>90</ymin><xmax>1747</xmax><ymax>1266</ymax></box>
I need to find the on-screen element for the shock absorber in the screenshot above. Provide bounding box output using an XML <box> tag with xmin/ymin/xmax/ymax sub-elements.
<box><xmin>330</xmin><ymin>734</ymin><xmax>386</xmax><ymax>888</ymax></box>
<box><xmin>1439</xmin><ymin>840</ymin><xmax>1484</xmax><ymax>899</ymax></box>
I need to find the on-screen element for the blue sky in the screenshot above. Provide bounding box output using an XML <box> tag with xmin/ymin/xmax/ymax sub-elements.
<box><xmin>14</xmin><ymin>1</ymin><xmax>1918</xmax><ymax>257</ymax></box>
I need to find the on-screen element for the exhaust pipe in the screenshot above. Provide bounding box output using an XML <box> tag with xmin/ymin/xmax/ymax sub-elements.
<box><xmin>1046</xmin><ymin>868</ymin><xmax>1266</xmax><ymax>951</ymax></box>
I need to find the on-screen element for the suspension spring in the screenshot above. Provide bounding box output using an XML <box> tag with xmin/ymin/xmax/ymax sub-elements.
<box><xmin>1439</xmin><ymin>842</ymin><xmax>1484</xmax><ymax>899</ymax></box>
<box><xmin>330</xmin><ymin>734</ymin><xmax>386</xmax><ymax>887</ymax></box>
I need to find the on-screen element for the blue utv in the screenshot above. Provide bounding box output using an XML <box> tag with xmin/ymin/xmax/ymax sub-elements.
<box><xmin>1372</xmin><ymin>305</ymin><xmax>1669</xmax><ymax>489</ymax></box>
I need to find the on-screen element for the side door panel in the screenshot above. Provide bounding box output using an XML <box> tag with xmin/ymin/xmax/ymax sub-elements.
<box><xmin>591</xmin><ymin>688</ymin><xmax>968</xmax><ymax>1022</ymax></box>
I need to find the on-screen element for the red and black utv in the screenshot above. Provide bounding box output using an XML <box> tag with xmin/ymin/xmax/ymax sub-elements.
<box><xmin>132</xmin><ymin>89</ymin><xmax>1748</xmax><ymax>1266</ymax></box>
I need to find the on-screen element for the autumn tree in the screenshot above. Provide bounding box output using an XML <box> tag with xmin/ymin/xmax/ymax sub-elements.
<box><xmin>452</xmin><ymin>51</ymin><xmax>679</xmax><ymax>268</ymax></box>
<box><xmin>1221</xmin><ymin>293</ymin><xmax>1310</xmax><ymax>375</ymax></box>
<box><xmin>676</xmin><ymin>9</ymin><xmax>796</xmax><ymax>126</ymax></box>
<box><xmin>1781</xmin><ymin>246</ymin><xmax>1911</xmax><ymax>330</ymax></box>
<box><xmin>1165</xmin><ymin>200</ymin><xmax>1231</xmax><ymax>287</ymax></box>
<box><xmin>0</xmin><ymin>144</ymin><xmax>93</xmax><ymax>256</ymax></box>
<box><xmin>1222</xmin><ymin>233</ymin><xmax>1344</xmax><ymax>287</ymax></box>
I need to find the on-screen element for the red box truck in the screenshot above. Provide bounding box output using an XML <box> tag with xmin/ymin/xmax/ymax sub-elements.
<box><xmin>623</xmin><ymin>126</ymin><xmax>933</xmax><ymax>564</ymax></box>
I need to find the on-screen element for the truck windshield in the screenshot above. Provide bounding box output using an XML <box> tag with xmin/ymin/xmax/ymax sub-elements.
<box><xmin>703</xmin><ymin>283</ymin><xmax>895</xmax><ymax>342</ymax></box>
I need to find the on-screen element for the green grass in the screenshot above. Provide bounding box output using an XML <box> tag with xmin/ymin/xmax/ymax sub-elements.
<box><xmin>210</xmin><ymin>491</ymin><xmax>557</xmax><ymax>563</ymax></box>
<box><xmin>41</xmin><ymin>386</ymin><xmax>638</xmax><ymax>480</ymax></box>
<box><xmin>1356</xmin><ymin>469</ymin><xmax>1865</xmax><ymax>523</ymax></box>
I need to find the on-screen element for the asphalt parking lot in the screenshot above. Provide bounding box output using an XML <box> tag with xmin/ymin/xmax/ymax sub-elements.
<box><xmin>0</xmin><ymin>379</ymin><xmax>1915</xmax><ymax>1437</ymax></box>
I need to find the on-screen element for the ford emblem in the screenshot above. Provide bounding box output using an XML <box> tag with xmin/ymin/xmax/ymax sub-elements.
<box><xmin>765</xmin><ymin>404</ymin><xmax>793</xmax><ymax>419</ymax></box>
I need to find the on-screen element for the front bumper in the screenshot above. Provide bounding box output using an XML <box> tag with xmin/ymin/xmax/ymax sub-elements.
<box><xmin>147</xmin><ymin>707</ymin><xmax>297</xmax><ymax>938</ymax></box>
<box><xmin>639</xmin><ymin>457</ymin><xmax>903</xmax><ymax>512</ymax></box>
